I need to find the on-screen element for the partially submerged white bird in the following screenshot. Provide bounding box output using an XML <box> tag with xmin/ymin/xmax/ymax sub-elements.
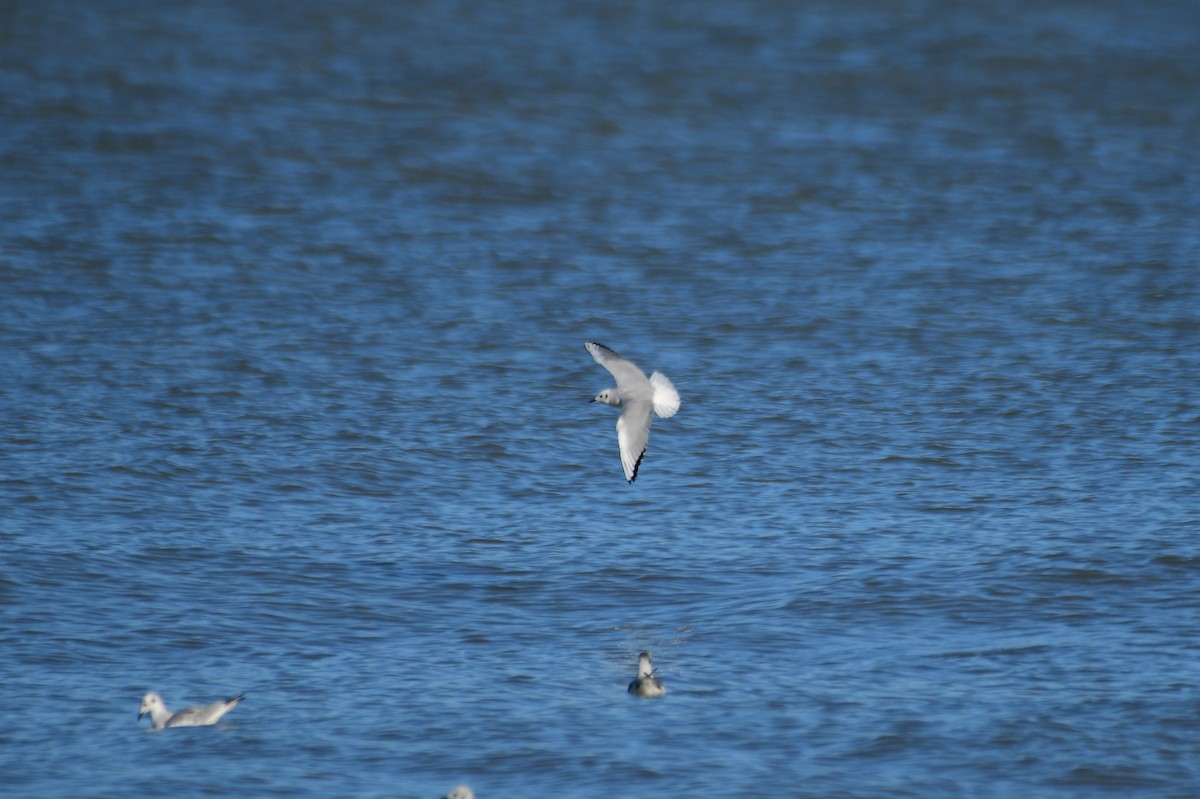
<box><xmin>138</xmin><ymin>691</ymin><xmax>245</xmax><ymax>730</ymax></box>
<box><xmin>585</xmin><ymin>341</ymin><xmax>680</xmax><ymax>483</ymax></box>
<box><xmin>628</xmin><ymin>651</ymin><xmax>666</xmax><ymax>697</ymax></box>
<box><xmin>445</xmin><ymin>786</ymin><xmax>475</xmax><ymax>799</ymax></box>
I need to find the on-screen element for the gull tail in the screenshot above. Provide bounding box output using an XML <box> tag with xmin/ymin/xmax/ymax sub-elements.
<box><xmin>649</xmin><ymin>372</ymin><xmax>680</xmax><ymax>418</ymax></box>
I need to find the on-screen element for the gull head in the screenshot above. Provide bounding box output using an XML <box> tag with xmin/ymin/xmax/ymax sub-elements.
<box><xmin>591</xmin><ymin>388</ymin><xmax>620</xmax><ymax>407</ymax></box>
<box><xmin>138</xmin><ymin>692</ymin><xmax>164</xmax><ymax>720</ymax></box>
<box><xmin>637</xmin><ymin>652</ymin><xmax>655</xmax><ymax>678</ymax></box>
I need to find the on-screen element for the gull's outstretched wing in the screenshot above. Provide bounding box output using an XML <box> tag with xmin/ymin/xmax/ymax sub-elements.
<box><xmin>616</xmin><ymin>399</ymin><xmax>653</xmax><ymax>482</ymax></box>
<box><xmin>586</xmin><ymin>341</ymin><xmax>649</xmax><ymax>389</ymax></box>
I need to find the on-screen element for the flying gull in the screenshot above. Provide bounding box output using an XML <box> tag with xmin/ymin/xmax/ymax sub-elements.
<box><xmin>585</xmin><ymin>341</ymin><xmax>680</xmax><ymax>483</ymax></box>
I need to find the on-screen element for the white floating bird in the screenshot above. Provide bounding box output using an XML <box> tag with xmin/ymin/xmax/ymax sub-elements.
<box><xmin>628</xmin><ymin>651</ymin><xmax>666</xmax><ymax>697</ymax></box>
<box><xmin>585</xmin><ymin>341</ymin><xmax>680</xmax><ymax>483</ymax></box>
<box><xmin>138</xmin><ymin>691</ymin><xmax>245</xmax><ymax>730</ymax></box>
<box><xmin>446</xmin><ymin>786</ymin><xmax>475</xmax><ymax>799</ymax></box>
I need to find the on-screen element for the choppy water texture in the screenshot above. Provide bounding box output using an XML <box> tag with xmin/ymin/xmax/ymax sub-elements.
<box><xmin>3</xmin><ymin>1</ymin><xmax>1199</xmax><ymax>797</ymax></box>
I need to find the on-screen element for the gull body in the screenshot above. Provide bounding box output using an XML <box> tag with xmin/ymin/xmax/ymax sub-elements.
<box><xmin>628</xmin><ymin>651</ymin><xmax>666</xmax><ymax>697</ymax></box>
<box><xmin>138</xmin><ymin>691</ymin><xmax>245</xmax><ymax>730</ymax></box>
<box><xmin>585</xmin><ymin>341</ymin><xmax>680</xmax><ymax>483</ymax></box>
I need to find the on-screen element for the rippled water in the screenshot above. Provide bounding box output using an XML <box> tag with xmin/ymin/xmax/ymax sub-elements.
<box><xmin>3</xmin><ymin>1</ymin><xmax>1199</xmax><ymax>797</ymax></box>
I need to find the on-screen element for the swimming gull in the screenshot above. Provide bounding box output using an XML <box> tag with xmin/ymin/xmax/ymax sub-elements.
<box><xmin>628</xmin><ymin>651</ymin><xmax>666</xmax><ymax>698</ymax></box>
<box><xmin>445</xmin><ymin>786</ymin><xmax>475</xmax><ymax>799</ymax></box>
<box><xmin>138</xmin><ymin>691</ymin><xmax>245</xmax><ymax>730</ymax></box>
<box><xmin>585</xmin><ymin>341</ymin><xmax>680</xmax><ymax>483</ymax></box>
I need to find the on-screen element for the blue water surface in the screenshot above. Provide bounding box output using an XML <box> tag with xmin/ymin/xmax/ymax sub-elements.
<box><xmin>2</xmin><ymin>1</ymin><xmax>1199</xmax><ymax>797</ymax></box>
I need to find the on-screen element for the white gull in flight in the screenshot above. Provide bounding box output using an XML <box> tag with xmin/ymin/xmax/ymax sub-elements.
<box><xmin>585</xmin><ymin>341</ymin><xmax>680</xmax><ymax>483</ymax></box>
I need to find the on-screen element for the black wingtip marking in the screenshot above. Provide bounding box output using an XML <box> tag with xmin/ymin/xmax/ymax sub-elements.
<box><xmin>628</xmin><ymin>448</ymin><xmax>646</xmax><ymax>483</ymax></box>
<box><xmin>588</xmin><ymin>341</ymin><xmax>619</xmax><ymax>356</ymax></box>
